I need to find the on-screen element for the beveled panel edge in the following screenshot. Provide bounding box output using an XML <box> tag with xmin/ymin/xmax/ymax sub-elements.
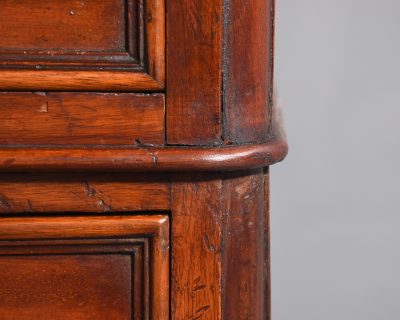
<box><xmin>0</xmin><ymin>139</ymin><xmax>287</xmax><ymax>172</ymax></box>
<box><xmin>0</xmin><ymin>69</ymin><xmax>163</xmax><ymax>91</ymax></box>
<box><xmin>0</xmin><ymin>214</ymin><xmax>170</xmax><ymax>320</ymax></box>
<box><xmin>0</xmin><ymin>215</ymin><xmax>169</xmax><ymax>240</ymax></box>
<box><xmin>0</xmin><ymin>0</ymin><xmax>165</xmax><ymax>91</ymax></box>
<box><xmin>0</xmin><ymin>0</ymin><xmax>140</xmax><ymax>69</ymax></box>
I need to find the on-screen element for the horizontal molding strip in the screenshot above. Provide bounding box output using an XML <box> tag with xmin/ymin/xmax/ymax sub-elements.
<box><xmin>0</xmin><ymin>139</ymin><xmax>287</xmax><ymax>172</ymax></box>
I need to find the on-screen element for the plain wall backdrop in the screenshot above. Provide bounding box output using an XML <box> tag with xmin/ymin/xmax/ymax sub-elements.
<box><xmin>272</xmin><ymin>0</ymin><xmax>400</xmax><ymax>319</ymax></box>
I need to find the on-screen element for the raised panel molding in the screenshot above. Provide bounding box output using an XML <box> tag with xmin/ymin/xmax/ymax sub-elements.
<box><xmin>0</xmin><ymin>0</ymin><xmax>164</xmax><ymax>91</ymax></box>
<box><xmin>0</xmin><ymin>215</ymin><xmax>169</xmax><ymax>320</ymax></box>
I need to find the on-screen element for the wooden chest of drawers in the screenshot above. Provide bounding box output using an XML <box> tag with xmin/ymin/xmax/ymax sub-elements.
<box><xmin>0</xmin><ymin>0</ymin><xmax>287</xmax><ymax>319</ymax></box>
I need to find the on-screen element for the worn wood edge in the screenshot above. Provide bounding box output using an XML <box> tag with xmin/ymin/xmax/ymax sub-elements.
<box><xmin>0</xmin><ymin>139</ymin><xmax>288</xmax><ymax>172</ymax></box>
<box><xmin>146</xmin><ymin>0</ymin><xmax>165</xmax><ymax>87</ymax></box>
<box><xmin>0</xmin><ymin>70</ymin><xmax>164</xmax><ymax>91</ymax></box>
<box><xmin>0</xmin><ymin>215</ymin><xmax>169</xmax><ymax>240</ymax></box>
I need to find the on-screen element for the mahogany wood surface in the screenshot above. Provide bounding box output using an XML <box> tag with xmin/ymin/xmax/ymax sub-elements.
<box><xmin>264</xmin><ymin>168</ymin><xmax>272</xmax><ymax>320</ymax></box>
<box><xmin>223</xmin><ymin>0</ymin><xmax>274</xmax><ymax>143</ymax></box>
<box><xmin>0</xmin><ymin>0</ymin><xmax>165</xmax><ymax>91</ymax></box>
<box><xmin>0</xmin><ymin>215</ymin><xmax>169</xmax><ymax>320</ymax></box>
<box><xmin>0</xmin><ymin>71</ymin><xmax>163</xmax><ymax>91</ymax></box>
<box><xmin>166</xmin><ymin>0</ymin><xmax>222</xmax><ymax>144</ymax></box>
<box><xmin>171</xmin><ymin>175</ymin><xmax>223</xmax><ymax>319</ymax></box>
<box><xmin>222</xmin><ymin>170</ymin><xmax>267</xmax><ymax>319</ymax></box>
<box><xmin>0</xmin><ymin>0</ymin><xmax>126</xmax><ymax>51</ymax></box>
<box><xmin>0</xmin><ymin>0</ymin><xmax>286</xmax><ymax>319</ymax></box>
<box><xmin>0</xmin><ymin>92</ymin><xmax>165</xmax><ymax>146</ymax></box>
<box><xmin>0</xmin><ymin>255</ymin><xmax>132</xmax><ymax>319</ymax></box>
<box><xmin>0</xmin><ymin>140</ymin><xmax>287</xmax><ymax>172</ymax></box>
<box><xmin>170</xmin><ymin>170</ymin><xmax>270</xmax><ymax>319</ymax></box>
<box><xmin>0</xmin><ymin>173</ymin><xmax>170</xmax><ymax>214</ymax></box>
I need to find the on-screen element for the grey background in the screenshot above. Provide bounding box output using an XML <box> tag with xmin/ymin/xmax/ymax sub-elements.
<box><xmin>272</xmin><ymin>0</ymin><xmax>400</xmax><ymax>319</ymax></box>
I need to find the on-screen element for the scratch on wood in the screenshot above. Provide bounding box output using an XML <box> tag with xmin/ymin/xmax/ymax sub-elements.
<box><xmin>203</xmin><ymin>234</ymin><xmax>215</xmax><ymax>252</ymax></box>
<box><xmin>191</xmin><ymin>305</ymin><xmax>211</xmax><ymax>319</ymax></box>
<box><xmin>133</xmin><ymin>139</ymin><xmax>158</xmax><ymax>166</ymax></box>
<box><xmin>82</xmin><ymin>181</ymin><xmax>96</xmax><ymax>197</ymax></box>
<box><xmin>145</xmin><ymin>148</ymin><xmax>158</xmax><ymax>166</ymax></box>
<box><xmin>0</xmin><ymin>194</ymin><xmax>11</xmax><ymax>212</ymax></box>
<box><xmin>193</xmin><ymin>284</ymin><xmax>207</xmax><ymax>292</ymax></box>
<box><xmin>196</xmin><ymin>305</ymin><xmax>210</xmax><ymax>313</ymax></box>
<box><xmin>26</xmin><ymin>200</ymin><xmax>33</xmax><ymax>212</ymax></box>
<box><xmin>97</xmin><ymin>199</ymin><xmax>112</xmax><ymax>212</ymax></box>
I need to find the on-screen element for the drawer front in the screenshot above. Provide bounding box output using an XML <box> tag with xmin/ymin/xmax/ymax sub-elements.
<box><xmin>0</xmin><ymin>0</ymin><xmax>164</xmax><ymax>90</ymax></box>
<box><xmin>0</xmin><ymin>93</ymin><xmax>165</xmax><ymax>146</ymax></box>
<box><xmin>0</xmin><ymin>215</ymin><xmax>169</xmax><ymax>320</ymax></box>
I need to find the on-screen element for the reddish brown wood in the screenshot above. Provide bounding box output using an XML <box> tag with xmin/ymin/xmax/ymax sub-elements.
<box><xmin>0</xmin><ymin>71</ymin><xmax>164</xmax><ymax>91</ymax></box>
<box><xmin>170</xmin><ymin>171</ymin><xmax>273</xmax><ymax>319</ymax></box>
<box><xmin>0</xmin><ymin>140</ymin><xmax>287</xmax><ymax>172</ymax></box>
<box><xmin>171</xmin><ymin>175</ymin><xmax>223</xmax><ymax>319</ymax></box>
<box><xmin>0</xmin><ymin>0</ymin><xmax>286</xmax><ymax>318</ymax></box>
<box><xmin>0</xmin><ymin>93</ymin><xmax>165</xmax><ymax>146</ymax></box>
<box><xmin>0</xmin><ymin>0</ymin><xmax>165</xmax><ymax>91</ymax></box>
<box><xmin>264</xmin><ymin>168</ymin><xmax>272</xmax><ymax>320</ymax></box>
<box><xmin>222</xmin><ymin>170</ymin><xmax>267</xmax><ymax>319</ymax></box>
<box><xmin>222</xmin><ymin>0</ymin><xmax>274</xmax><ymax>143</ymax></box>
<box><xmin>0</xmin><ymin>215</ymin><xmax>169</xmax><ymax>320</ymax></box>
<box><xmin>0</xmin><ymin>255</ymin><xmax>132</xmax><ymax>319</ymax></box>
<box><xmin>145</xmin><ymin>0</ymin><xmax>165</xmax><ymax>87</ymax></box>
<box><xmin>166</xmin><ymin>0</ymin><xmax>223</xmax><ymax>145</ymax></box>
<box><xmin>0</xmin><ymin>173</ymin><xmax>169</xmax><ymax>214</ymax></box>
<box><xmin>0</xmin><ymin>0</ymin><xmax>126</xmax><ymax>51</ymax></box>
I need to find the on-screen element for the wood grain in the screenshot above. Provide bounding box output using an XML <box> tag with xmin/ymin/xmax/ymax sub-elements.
<box><xmin>145</xmin><ymin>0</ymin><xmax>165</xmax><ymax>87</ymax></box>
<box><xmin>0</xmin><ymin>0</ymin><xmax>126</xmax><ymax>51</ymax></box>
<box><xmin>0</xmin><ymin>0</ymin><xmax>285</xmax><ymax>318</ymax></box>
<box><xmin>0</xmin><ymin>215</ymin><xmax>169</xmax><ymax>320</ymax></box>
<box><xmin>222</xmin><ymin>170</ymin><xmax>266</xmax><ymax>319</ymax></box>
<box><xmin>0</xmin><ymin>255</ymin><xmax>132</xmax><ymax>320</ymax></box>
<box><xmin>264</xmin><ymin>168</ymin><xmax>271</xmax><ymax>320</ymax></box>
<box><xmin>0</xmin><ymin>92</ymin><xmax>165</xmax><ymax>146</ymax></box>
<box><xmin>166</xmin><ymin>0</ymin><xmax>222</xmax><ymax>144</ymax></box>
<box><xmin>171</xmin><ymin>172</ymin><xmax>272</xmax><ymax>319</ymax></box>
<box><xmin>0</xmin><ymin>70</ymin><xmax>163</xmax><ymax>91</ymax></box>
<box><xmin>0</xmin><ymin>141</ymin><xmax>288</xmax><ymax>172</ymax></box>
<box><xmin>222</xmin><ymin>0</ymin><xmax>274</xmax><ymax>143</ymax></box>
<box><xmin>171</xmin><ymin>175</ymin><xmax>223</xmax><ymax>319</ymax></box>
<box><xmin>0</xmin><ymin>0</ymin><xmax>165</xmax><ymax>91</ymax></box>
<box><xmin>0</xmin><ymin>173</ymin><xmax>170</xmax><ymax>213</ymax></box>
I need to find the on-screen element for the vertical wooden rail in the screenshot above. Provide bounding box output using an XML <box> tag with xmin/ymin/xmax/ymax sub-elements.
<box><xmin>222</xmin><ymin>0</ymin><xmax>274</xmax><ymax>144</ymax></box>
<box><xmin>222</xmin><ymin>170</ymin><xmax>267</xmax><ymax>319</ymax></box>
<box><xmin>171</xmin><ymin>175</ymin><xmax>223</xmax><ymax>319</ymax></box>
<box><xmin>167</xmin><ymin>0</ymin><xmax>223</xmax><ymax>145</ymax></box>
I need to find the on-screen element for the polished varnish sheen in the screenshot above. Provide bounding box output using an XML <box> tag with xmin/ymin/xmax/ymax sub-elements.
<box><xmin>0</xmin><ymin>0</ymin><xmax>165</xmax><ymax>90</ymax></box>
<box><xmin>0</xmin><ymin>93</ymin><xmax>165</xmax><ymax>146</ymax></box>
<box><xmin>0</xmin><ymin>0</ymin><xmax>286</xmax><ymax>319</ymax></box>
<box><xmin>0</xmin><ymin>215</ymin><xmax>169</xmax><ymax>319</ymax></box>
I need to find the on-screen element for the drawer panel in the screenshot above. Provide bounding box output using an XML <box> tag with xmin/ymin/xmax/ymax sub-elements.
<box><xmin>0</xmin><ymin>0</ymin><xmax>164</xmax><ymax>90</ymax></box>
<box><xmin>0</xmin><ymin>93</ymin><xmax>165</xmax><ymax>146</ymax></box>
<box><xmin>0</xmin><ymin>0</ymin><xmax>125</xmax><ymax>51</ymax></box>
<box><xmin>0</xmin><ymin>215</ymin><xmax>169</xmax><ymax>320</ymax></box>
<box><xmin>0</xmin><ymin>255</ymin><xmax>132</xmax><ymax>319</ymax></box>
